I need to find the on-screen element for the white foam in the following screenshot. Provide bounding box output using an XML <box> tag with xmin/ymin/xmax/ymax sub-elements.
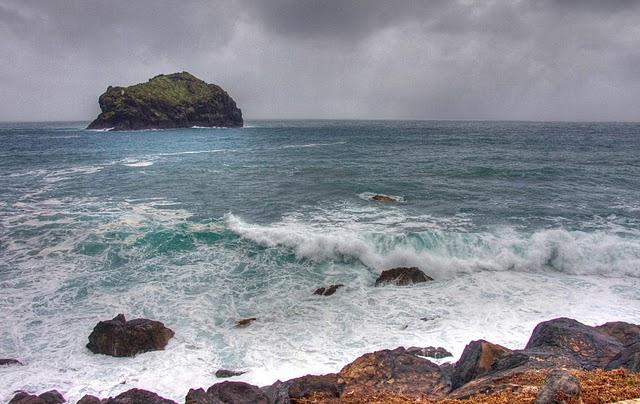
<box><xmin>279</xmin><ymin>141</ymin><xmax>347</xmax><ymax>149</ymax></box>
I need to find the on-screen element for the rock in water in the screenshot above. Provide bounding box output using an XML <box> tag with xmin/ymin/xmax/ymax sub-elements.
<box><xmin>313</xmin><ymin>284</ymin><xmax>344</xmax><ymax>296</ymax></box>
<box><xmin>0</xmin><ymin>358</ymin><xmax>23</xmax><ymax>366</ymax></box>
<box><xmin>86</xmin><ymin>314</ymin><xmax>174</xmax><ymax>357</ymax></box>
<box><xmin>215</xmin><ymin>369</ymin><xmax>247</xmax><ymax>378</ymax></box>
<box><xmin>374</xmin><ymin>267</ymin><xmax>433</xmax><ymax>286</ymax></box>
<box><xmin>185</xmin><ymin>382</ymin><xmax>269</xmax><ymax>404</ymax></box>
<box><xmin>87</xmin><ymin>72</ymin><xmax>242</xmax><ymax>130</ymax></box>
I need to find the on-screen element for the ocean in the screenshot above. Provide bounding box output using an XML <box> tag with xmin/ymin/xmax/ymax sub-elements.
<box><xmin>1</xmin><ymin>120</ymin><xmax>639</xmax><ymax>401</ymax></box>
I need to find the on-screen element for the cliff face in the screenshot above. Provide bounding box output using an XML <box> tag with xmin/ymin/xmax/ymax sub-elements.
<box><xmin>87</xmin><ymin>72</ymin><xmax>243</xmax><ymax>130</ymax></box>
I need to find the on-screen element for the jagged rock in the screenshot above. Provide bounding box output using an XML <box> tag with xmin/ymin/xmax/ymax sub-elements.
<box><xmin>86</xmin><ymin>314</ymin><xmax>174</xmax><ymax>357</ymax></box>
<box><xmin>406</xmin><ymin>346</ymin><xmax>453</xmax><ymax>359</ymax></box>
<box><xmin>606</xmin><ymin>341</ymin><xmax>640</xmax><ymax>372</ymax></box>
<box><xmin>525</xmin><ymin>317</ymin><xmax>623</xmax><ymax>370</ymax></box>
<box><xmin>313</xmin><ymin>284</ymin><xmax>344</xmax><ymax>296</ymax></box>
<box><xmin>597</xmin><ymin>321</ymin><xmax>640</xmax><ymax>346</ymax></box>
<box><xmin>186</xmin><ymin>382</ymin><xmax>269</xmax><ymax>404</ymax></box>
<box><xmin>337</xmin><ymin>347</ymin><xmax>449</xmax><ymax>398</ymax></box>
<box><xmin>9</xmin><ymin>390</ymin><xmax>65</xmax><ymax>404</ymax></box>
<box><xmin>451</xmin><ymin>340</ymin><xmax>512</xmax><ymax>389</ymax></box>
<box><xmin>534</xmin><ymin>369</ymin><xmax>581</xmax><ymax>404</ymax></box>
<box><xmin>87</xmin><ymin>72</ymin><xmax>243</xmax><ymax>131</ymax></box>
<box><xmin>234</xmin><ymin>318</ymin><xmax>257</xmax><ymax>328</ymax></box>
<box><xmin>215</xmin><ymin>369</ymin><xmax>246</xmax><ymax>378</ymax></box>
<box><xmin>0</xmin><ymin>358</ymin><xmax>23</xmax><ymax>366</ymax></box>
<box><xmin>374</xmin><ymin>267</ymin><xmax>433</xmax><ymax>286</ymax></box>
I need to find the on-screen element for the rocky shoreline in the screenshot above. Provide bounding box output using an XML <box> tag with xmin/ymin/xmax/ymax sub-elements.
<box><xmin>5</xmin><ymin>316</ymin><xmax>640</xmax><ymax>403</ymax></box>
<box><xmin>3</xmin><ymin>267</ymin><xmax>640</xmax><ymax>403</ymax></box>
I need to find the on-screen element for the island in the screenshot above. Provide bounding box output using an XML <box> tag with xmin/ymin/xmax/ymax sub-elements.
<box><xmin>87</xmin><ymin>72</ymin><xmax>243</xmax><ymax>131</ymax></box>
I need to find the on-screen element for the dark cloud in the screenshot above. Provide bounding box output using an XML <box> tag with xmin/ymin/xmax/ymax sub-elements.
<box><xmin>0</xmin><ymin>0</ymin><xmax>638</xmax><ymax>121</ymax></box>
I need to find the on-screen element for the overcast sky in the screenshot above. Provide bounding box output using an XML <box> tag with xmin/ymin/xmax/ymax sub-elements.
<box><xmin>1</xmin><ymin>0</ymin><xmax>639</xmax><ymax>122</ymax></box>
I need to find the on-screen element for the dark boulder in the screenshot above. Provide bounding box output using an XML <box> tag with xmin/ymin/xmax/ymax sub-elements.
<box><xmin>596</xmin><ymin>321</ymin><xmax>640</xmax><ymax>346</ymax></box>
<box><xmin>606</xmin><ymin>341</ymin><xmax>640</xmax><ymax>372</ymax></box>
<box><xmin>0</xmin><ymin>358</ymin><xmax>23</xmax><ymax>366</ymax></box>
<box><xmin>451</xmin><ymin>340</ymin><xmax>512</xmax><ymax>389</ymax></box>
<box><xmin>9</xmin><ymin>390</ymin><xmax>65</xmax><ymax>404</ymax></box>
<box><xmin>80</xmin><ymin>389</ymin><xmax>176</xmax><ymax>404</ymax></box>
<box><xmin>234</xmin><ymin>318</ymin><xmax>257</xmax><ymax>328</ymax></box>
<box><xmin>87</xmin><ymin>314</ymin><xmax>175</xmax><ymax>357</ymax></box>
<box><xmin>87</xmin><ymin>72</ymin><xmax>242</xmax><ymax>131</ymax></box>
<box><xmin>534</xmin><ymin>369</ymin><xmax>581</xmax><ymax>404</ymax></box>
<box><xmin>215</xmin><ymin>369</ymin><xmax>246</xmax><ymax>378</ymax></box>
<box><xmin>337</xmin><ymin>347</ymin><xmax>449</xmax><ymax>398</ymax></box>
<box><xmin>374</xmin><ymin>267</ymin><xmax>433</xmax><ymax>286</ymax></box>
<box><xmin>186</xmin><ymin>382</ymin><xmax>269</xmax><ymax>404</ymax></box>
<box><xmin>525</xmin><ymin>317</ymin><xmax>623</xmax><ymax>369</ymax></box>
<box><xmin>406</xmin><ymin>346</ymin><xmax>453</xmax><ymax>359</ymax></box>
<box><xmin>313</xmin><ymin>284</ymin><xmax>344</xmax><ymax>296</ymax></box>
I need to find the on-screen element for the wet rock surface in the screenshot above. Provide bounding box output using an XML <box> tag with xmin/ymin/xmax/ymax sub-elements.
<box><xmin>374</xmin><ymin>267</ymin><xmax>433</xmax><ymax>286</ymax></box>
<box><xmin>86</xmin><ymin>314</ymin><xmax>175</xmax><ymax>357</ymax></box>
<box><xmin>234</xmin><ymin>318</ymin><xmax>257</xmax><ymax>328</ymax></box>
<box><xmin>78</xmin><ymin>389</ymin><xmax>176</xmax><ymax>404</ymax></box>
<box><xmin>186</xmin><ymin>382</ymin><xmax>269</xmax><ymax>404</ymax></box>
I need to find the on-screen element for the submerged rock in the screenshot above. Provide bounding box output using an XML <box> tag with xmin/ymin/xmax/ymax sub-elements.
<box><xmin>0</xmin><ymin>358</ymin><xmax>23</xmax><ymax>366</ymax></box>
<box><xmin>215</xmin><ymin>369</ymin><xmax>247</xmax><ymax>378</ymax></box>
<box><xmin>87</xmin><ymin>72</ymin><xmax>243</xmax><ymax>131</ymax></box>
<box><xmin>371</xmin><ymin>194</ymin><xmax>399</xmax><ymax>203</ymax></box>
<box><xmin>534</xmin><ymin>369</ymin><xmax>581</xmax><ymax>404</ymax></box>
<box><xmin>525</xmin><ymin>317</ymin><xmax>623</xmax><ymax>370</ymax></box>
<box><xmin>9</xmin><ymin>390</ymin><xmax>65</xmax><ymax>404</ymax></box>
<box><xmin>86</xmin><ymin>314</ymin><xmax>174</xmax><ymax>357</ymax></box>
<box><xmin>77</xmin><ymin>389</ymin><xmax>176</xmax><ymax>404</ymax></box>
<box><xmin>313</xmin><ymin>284</ymin><xmax>344</xmax><ymax>296</ymax></box>
<box><xmin>374</xmin><ymin>267</ymin><xmax>433</xmax><ymax>286</ymax></box>
<box><xmin>234</xmin><ymin>318</ymin><xmax>257</xmax><ymax>328</ymax></box>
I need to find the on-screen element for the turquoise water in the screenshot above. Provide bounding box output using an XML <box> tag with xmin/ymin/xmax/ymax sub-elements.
<box><xmin>1</xmin><ymin>120</ymin><xmax>639</xmax><ymax>401</ymax></box>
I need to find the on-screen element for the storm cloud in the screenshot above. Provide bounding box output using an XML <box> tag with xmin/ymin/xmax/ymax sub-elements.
<box><xmin>1</xmin><ymin>0</ymin><xmax>639</xmax><ymax>121</ymax></box>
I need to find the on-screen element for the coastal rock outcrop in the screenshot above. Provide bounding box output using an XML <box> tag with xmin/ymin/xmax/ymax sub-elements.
<box><xmin>525</xmin><ymin>317</ymin><xmax>623</xmax><ymax>370</ymax></box>
<box><xmin>374</xmin><ymin>267</ymin><xmax>433</xmax><ymax>286</ymax></box>
<box><xmin>9</xmin><ymin>390</ymin><xmax>65</xmax><ymax>404</ymax></box>
<box><xmin>406</xmin><ymin>346</ymin><xmax>453</xmax><ymax>359</ymax></box>
<box><xmin>336</xmin><ymin>347</ymin><xmax>449</xmax><ymax>398</ymax></box>
<box><xmin>86</xmin><ymin>314</ymin><xmax>174</xmax><ymax>357</ymax></box>
<box><xmin>87</xmin><ymin>72</ymin><xmax>243</xmax><ymax>131</ymax></box>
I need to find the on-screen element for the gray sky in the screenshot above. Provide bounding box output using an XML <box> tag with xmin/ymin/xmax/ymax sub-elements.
<box><xmin>1</xmin><ymin>0</ymin><xmax>639</xmax><ymax>122</ymax></box>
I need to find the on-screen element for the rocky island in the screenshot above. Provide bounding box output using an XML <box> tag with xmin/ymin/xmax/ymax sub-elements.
<box><xmin>87</xmin><ymin>72</ymin><xmax>242</xmax><ymax>131</ymax></box>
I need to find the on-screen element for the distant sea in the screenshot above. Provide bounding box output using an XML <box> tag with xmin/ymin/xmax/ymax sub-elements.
<box><xmin>1</xmin><ymin>120</ymin><xmax>639</xmax><ymax>401</ymax></box>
